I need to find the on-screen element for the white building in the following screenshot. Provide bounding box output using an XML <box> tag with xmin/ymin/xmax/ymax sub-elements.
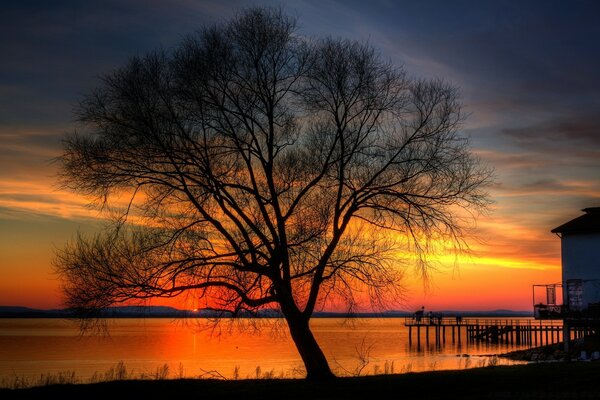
<box><xmin>551</xmin><ymin>207</ymin><xmax>600</xmax><ymax>315</ymax></box>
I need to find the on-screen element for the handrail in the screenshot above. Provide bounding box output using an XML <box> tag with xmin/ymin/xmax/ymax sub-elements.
<box><xmin>403</xmin><ymin>316</ymin><xmax>561</xmax><ymax>327</ymax></box>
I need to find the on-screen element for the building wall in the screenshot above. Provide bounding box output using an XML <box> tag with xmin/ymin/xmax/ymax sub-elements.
<box><xmin>562</xmin><ymin>233</ymin><xmax>600</xmax><ymax>310</ymax></box>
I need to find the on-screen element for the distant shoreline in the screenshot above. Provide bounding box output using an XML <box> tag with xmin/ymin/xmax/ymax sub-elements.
<box><xmin>0</xmin><ymin>305</ymin><xmax>533</xmax><ymax>319</ymax></box>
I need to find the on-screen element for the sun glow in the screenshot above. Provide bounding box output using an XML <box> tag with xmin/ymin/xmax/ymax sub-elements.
<box><xmin>0</xmin><ymin>197</ymin><xmax>562</xmax><ymax>311</ymax></box>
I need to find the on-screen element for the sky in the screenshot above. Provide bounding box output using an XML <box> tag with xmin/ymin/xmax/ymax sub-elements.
<box><xmin>1</xmin><ymin>0</ymin><xmax>599</xmax><ymax>311</ymax></box>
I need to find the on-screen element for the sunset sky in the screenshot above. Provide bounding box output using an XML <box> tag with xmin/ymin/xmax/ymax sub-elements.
<box><xmin>1</xmin><ymin>0</ymin><xmax>599</xmax><ymax>312</ymax></box>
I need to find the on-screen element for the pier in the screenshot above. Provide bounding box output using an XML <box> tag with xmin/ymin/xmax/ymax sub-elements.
<box><xmin>404</xmin><ymin>316</ymin><xmax>592</xmax><ymax>347</ymax></box>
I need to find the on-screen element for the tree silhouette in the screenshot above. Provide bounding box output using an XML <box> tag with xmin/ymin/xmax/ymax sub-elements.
<box><xmin>55</xmin><ymin>7</ymin><xmax>491</xmax><ymax>381</ymax></box>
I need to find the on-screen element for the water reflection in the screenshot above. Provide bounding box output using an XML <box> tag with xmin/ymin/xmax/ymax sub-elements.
<box><xmin>0</xmin><ymin>318</ymin><xmax>529</xmax><ymax>383</ymax></box>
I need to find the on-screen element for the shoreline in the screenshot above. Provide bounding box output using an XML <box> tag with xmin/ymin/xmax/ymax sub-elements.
<box><xmin>499</xmin><ymin>334</ymin><xmax>600</xmax><ymax>362</ymax></box>
<box><xmin>3</xmin><ymin>362</ymin><xmax>600</xmax><ymax>400</ymax></box>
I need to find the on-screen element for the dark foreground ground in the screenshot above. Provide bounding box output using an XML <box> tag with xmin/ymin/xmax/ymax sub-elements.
<box><xmin>3</xmin><ymin>362</ymin><xmax>600</xmax><ymax>400</ymax></box>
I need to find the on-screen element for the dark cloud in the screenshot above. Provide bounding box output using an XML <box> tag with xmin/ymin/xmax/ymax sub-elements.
<box><xmin>0</xmin><ymin>129</ymin><xmax>63</xmax><ymax>150</ymax></box>
<box><xmin>518</xmin><ymin>179</ymin><xmax>575</xmax><ymax>193</ymax></box>
<box><xmin>0</xmin><ymin>130</ymin><xmax>63</xmax><ymax>171</ymax></box>
<box><xmin>491</xmin><ymin>180</ymin><xmax>587</xmax><ymax>201</ymax></box>
<box><xmin>503</xmin><ymin>113</ymin><xmax>600</xmax><ymax>151</ymax></box>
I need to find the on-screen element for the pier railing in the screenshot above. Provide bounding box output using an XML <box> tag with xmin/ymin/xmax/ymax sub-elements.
<box><xmin>403</xmin><ymin>316</ymin><xmax>561</xmax><ymax>328</ymax></box>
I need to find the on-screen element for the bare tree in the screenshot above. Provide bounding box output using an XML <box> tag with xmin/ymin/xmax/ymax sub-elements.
<box><xmin>55</xmin><ymin>7</ymin><xmax>491</xmax><ymax>381</ymax></box>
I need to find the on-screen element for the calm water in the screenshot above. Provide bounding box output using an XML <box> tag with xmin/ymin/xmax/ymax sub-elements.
<box><xmin>0</xmin><ymin>318</ymin><xmax>530</xmax><ymax>384</ymax></box>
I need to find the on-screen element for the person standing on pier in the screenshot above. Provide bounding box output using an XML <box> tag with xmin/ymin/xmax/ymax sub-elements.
<box><xmin>415</xmin><ymin>306</ymin><xmax>425</xmax><ymax>322</ymax></box>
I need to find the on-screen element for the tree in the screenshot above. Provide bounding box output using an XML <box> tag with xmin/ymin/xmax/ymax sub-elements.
<box><xmin>55</xmin><ymin>7</ymin><xmax>491</xmax><ymax>381</ymax></box>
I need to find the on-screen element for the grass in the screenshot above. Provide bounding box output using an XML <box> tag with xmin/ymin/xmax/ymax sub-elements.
<box><xmin>0</xmin><ymin>361</ymin><xmax>179</xmax><ymax>389</ymax></box>
<box><xmin>2</xmin><ymin>362</ymin><xmax>600</xmax><ymax>399</ymax></box>
<box><xmin>0</xmin><ymin>355</ymin><xmax>506</xmax><ymax>390</ymax></box>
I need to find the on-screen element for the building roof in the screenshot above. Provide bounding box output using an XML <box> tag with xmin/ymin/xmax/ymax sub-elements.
<box><xmin>551</xmin><ymin>207</ymin><xmax>600</xmax><ymax>235</ymax></box>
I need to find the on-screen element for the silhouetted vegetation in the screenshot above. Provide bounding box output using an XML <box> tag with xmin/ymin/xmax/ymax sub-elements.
<box><xmin>4</xmin><ymin>363</ymin><xmax>600</xmax><ymax>399</ymax></box>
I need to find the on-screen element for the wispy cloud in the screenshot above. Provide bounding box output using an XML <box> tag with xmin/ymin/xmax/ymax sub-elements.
<box><xmin>0</xmin><ymin>178</ymin><xmax>96</xmax><ymax>221</ymax></box>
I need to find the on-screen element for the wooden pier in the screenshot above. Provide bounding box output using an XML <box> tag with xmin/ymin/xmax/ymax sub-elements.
<box><xmin>404</xmin><ymin>316</ymin><xmax>592</xmax><ymax>347</ymax></box>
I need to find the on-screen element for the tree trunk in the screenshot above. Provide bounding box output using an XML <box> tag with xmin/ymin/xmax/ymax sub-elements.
<box><xmin>284</xmin><ymin>312</ymin><xmax>336</xmax><ymax>381</ymax></box>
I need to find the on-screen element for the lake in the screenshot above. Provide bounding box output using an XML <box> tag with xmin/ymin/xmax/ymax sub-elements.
<box><xmin>0</xmin><ymin>318</ymin><xmax>530</xmax><ymax>385</ymax></box>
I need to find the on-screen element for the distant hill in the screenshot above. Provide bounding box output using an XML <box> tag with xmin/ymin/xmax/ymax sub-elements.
<box><xmin>0</xmin><ymin>305</ymin><xmax>191</xmax><ymax>318</ymax></box>
<box><xmin>0</xmin><ymin>306</ymin><xmax>532</xmax><ymax>318</ymax></box>
<box><xmin>0</xmin><ymin>306</ymin><xmax>276</xmax><ymax>318</ymax></box>
<box><xmin>0</xmin><ymin>306</ymin><xmax>70</xmax><ymax>318</ymax></box>
<box><xmin>313</xmin><ymin>309</ymin><xmax>533</xmax><ymax>318</ymax></box>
